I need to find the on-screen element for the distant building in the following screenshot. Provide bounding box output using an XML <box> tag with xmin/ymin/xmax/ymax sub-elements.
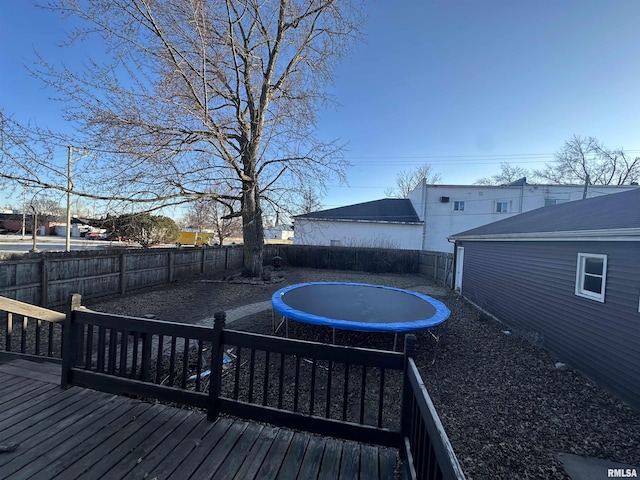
<box><xmin>264</xmin><ymin>225</ymin><xmax>294</xmax><ymax>241</ymax></box>
<box><xmin>294</xmin><ymin>198</ymin><xmax>423</xmax><ymax>250</ymax></box>
<box><xmin>407</xmin><ymin>179</ymin><xmax>638</xmax><ymax>252</ymax></box>
<box><xmin>293</xmin><ymin>180</ymin><xmax>638</xmax><ymax>253</ymax></box>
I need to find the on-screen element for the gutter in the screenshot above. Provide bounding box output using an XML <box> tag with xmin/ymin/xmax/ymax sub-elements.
<box><xmin>296</xmin><ymin>217</ymin><xmax>424</xmax><ymax>226</ymax></box>
<box><xmin>448</xmin><ymin>228</ymin><xmax>640</xmax><ymax>243</ymax></box>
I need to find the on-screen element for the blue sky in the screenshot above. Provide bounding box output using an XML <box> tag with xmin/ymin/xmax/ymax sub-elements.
<box><xmin>1</xmin><ymin>0</ymin><xmax>639</xmax><ymax>210</ymax></box>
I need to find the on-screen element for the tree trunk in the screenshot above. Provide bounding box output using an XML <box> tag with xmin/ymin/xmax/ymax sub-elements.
<box><xmin>241</xmin><ymin>179</ymin><xmax>264</xmax><ymax>277</ymax></box>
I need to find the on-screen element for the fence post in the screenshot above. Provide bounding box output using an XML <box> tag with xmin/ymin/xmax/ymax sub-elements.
<box><xmin>119</xmin><ymin>252</ymin><xmax>127</xmax><ymax>295</ymax></box>
<box><xmin>61</xmin><ymin>293</ymin><xmax>82</xmax><ymax>389</ymax></box>
<box><xmin>41</xmin><ymin>258</ymin><xmax>48</xmax><ymax>307</ymax></box>
<box><xmin>207</xmin><ymin>311</ymin><xmax>226</xmax><ymax>421</ymax></box>
<box><xmin>400</xmin><ymin>334</ymin><xmax>417</xmax><ymax>445</ymax></box>
<box><xmin>201</xmin><ymin>247</ymin><xmax>206</xmax><ymax>274</ymax></box>
<box><xmin>168</xmin><ymin>251</ymin><xmax>174</xmax><ymax>283</ymax></box>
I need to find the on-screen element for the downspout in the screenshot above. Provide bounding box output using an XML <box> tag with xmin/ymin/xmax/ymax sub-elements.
<box><xmin>448</xmin><ymin>238</ymin><xmax>457</xmax><ymax>291</ymax></box>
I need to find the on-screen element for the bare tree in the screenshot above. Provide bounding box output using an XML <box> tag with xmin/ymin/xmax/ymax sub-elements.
<box><xmin>182</xmin><ymin>197</ymin><xmax>242</xmax><ymax>246</ymax></box>
<box><xmin>297</xmin><ymin>186</ymin><xmax>323</xmax><ymax>214</ymax></box>
<box><xmin>535</xmin><ymin>135</ymin><xmax>640</xmax><ymax>185</ymax></box>
<box><xmin>384</xmin><ymin>164</ymin><xmax>442</xmax><ymax>198</ymax></box>
<box><xmin>0</xmin><ymin>0</ymin><xmax>362</xmax><ymax>276</ymax></box>
<box><xmin>474</xmin><ymin>162</ymin><xmax>531</xmax><ymax>185</ymax></box>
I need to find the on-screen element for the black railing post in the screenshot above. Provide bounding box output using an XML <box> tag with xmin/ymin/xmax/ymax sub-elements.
<box><xmin>61</xmin><ymin>294</ymin><xmax>82</xmax><ymax>389</ymax></box>
<box><xmin>400</xmin><ymin>334</ymin><xmax>417</xmax><ymax>447</ymax></box>
<box><xmin>207</xmin><ymin>311</ymin><xmax>226</xmax><ymax>421</ymax></box>
<box><xmin>141</xmin><ymin>332</ymin><xmax>152</xmax><ymax>382</ymax></box>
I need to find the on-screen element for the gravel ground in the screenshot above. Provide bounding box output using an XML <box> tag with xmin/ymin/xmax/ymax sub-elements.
<box><xmin>85</xmin><ymin>267</ymin><xmax>640</xmax><ymax>480</ymax></box>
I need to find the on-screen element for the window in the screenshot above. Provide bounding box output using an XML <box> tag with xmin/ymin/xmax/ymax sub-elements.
<box><xmin>330</xmin><ymin>240</ymin><xmax>341</xmax><ymax>246</ymax></box>
<box><xmin>496</xmin><ymin>201</ymin><xmax>509</xmax><ymax>213</ymax></box>
<box><xmin>575</xmin><ymin>253</ymin><xmax>607</xmax><ymax>302</ymax></box>
<box><xmin>453</xmin><ymin>200</ymin><xmax>465</xmax><ymax>212</ymax></box>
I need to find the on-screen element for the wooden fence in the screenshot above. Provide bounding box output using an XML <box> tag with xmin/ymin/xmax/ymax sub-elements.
<box><xmin>418</xmin><ymin>250</ymin><xmax>454</xmax><ymax>288</ymax></box>
<box><xmin>0</xmin><ymin>246</ymin><xmax>244</xmax><ymax>307</ymax></box>
<box><xmin>0</xmin><ymin>244</ymin><xmax>453</xmax><ymax>308</ymax></box>
<box><xmin>265</xmin><ymin>245</ymin><xmax>454</xmax><ymax>286</ymax></box>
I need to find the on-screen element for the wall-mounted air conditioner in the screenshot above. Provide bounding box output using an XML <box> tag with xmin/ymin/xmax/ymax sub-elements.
<box><xmin>439</xmin><ymin>196</ymin><xmax>450</xmax><ymax>203</ymax></box>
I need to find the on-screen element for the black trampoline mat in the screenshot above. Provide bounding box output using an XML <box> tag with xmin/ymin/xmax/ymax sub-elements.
<box><xmin>280</xmin><ymin>283</ymin><xmax>437</xmax><ymax>324</ymax></box>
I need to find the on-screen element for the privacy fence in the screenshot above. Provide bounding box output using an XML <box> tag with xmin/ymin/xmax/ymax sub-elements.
<box><xmin>0</xmin><ymin>244</ymin><xmax>452</xmax><ymax>307</ymax></box>
<box><xmin>0</xmin><ymin>247</ymin><xmax>244</xmax><ymax>307</ymax></box>
<box><xmin>265</xmin><ymin>245</ymin><xmax>453</xmax><ymax>287</ymax></box>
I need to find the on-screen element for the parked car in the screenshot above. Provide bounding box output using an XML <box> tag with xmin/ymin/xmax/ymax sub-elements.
<box><xmin>86</xmin><ymin>232</ymin><xmax>109</xmax><ymax>240</ymax></box>
<box><xmin>176</xmin><ymin>231</ymin><xmax>217</xmax><ymax>247</ymax></box>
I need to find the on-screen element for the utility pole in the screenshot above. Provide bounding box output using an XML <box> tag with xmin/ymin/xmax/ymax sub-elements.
<box><xmin>30</xmin><ymin>205</ymin><xmax>38</xmax><ymax>253</ymax></box>
<box><xmin>66</xmin><ymin>145</ymin><xmax>73</xmax><ymax>252</ymax></box>
<box><xmin>21</xmin><ymin>185</ymin><xmax>26</xmax><ymax>240</ymax></box>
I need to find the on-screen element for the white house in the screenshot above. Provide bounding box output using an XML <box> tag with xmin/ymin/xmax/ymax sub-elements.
<box><xmin>407</xmin><ymin>179</ymin><xmax>638</xmax><ymax>252</ymax></box>
<box><xmin>295</xmin><ymin>179</ymin><xmax>638</xmax><ymax>253</ymax></box>
<box><xmin>294</xmin><ymin>199</ymin><xmax>423</xmax><ymax>250</ymax></box>
<box><xmin>264</xmin><ymin>224</ymin><xmax>294</xmax><ymax>241</ymax></box>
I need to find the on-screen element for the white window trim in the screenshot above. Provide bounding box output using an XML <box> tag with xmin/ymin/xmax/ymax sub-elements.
<box><xmin>495</xmin><ymin>201</ymin><xmax>509</xmax><ymax>213</ymax></box>
<box><xmin>575</xmin><ymin>253</ymin><xmax>607</xmax><ymax>302</ymax></box>
<box><xmin>453</xmin><ymin>200</ymin><xmax>465</xmax><ymax>212</ymax></box>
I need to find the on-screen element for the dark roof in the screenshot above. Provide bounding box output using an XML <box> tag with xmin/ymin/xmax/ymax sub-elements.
<box><xmin>295</xmin><ymin>198</ymin><xmax>422</xmax><ymax>224</ymax></box>
<box><xmin>450</xmin><ymin>188</ymin><xmax>640</xmax><ymax>239</ymax></box>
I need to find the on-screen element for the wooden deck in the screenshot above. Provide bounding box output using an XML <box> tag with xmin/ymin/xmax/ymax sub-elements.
<box><xmin>0</xmin><ymin>358</ymin><xmax>399</xmax><ymax>480</ymax></box>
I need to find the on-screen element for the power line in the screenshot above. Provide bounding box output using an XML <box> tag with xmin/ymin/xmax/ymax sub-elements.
<box><xmin>344</xmin><ymin>150</ymin><xmax>640</xmax><ymax>160</ymax></box>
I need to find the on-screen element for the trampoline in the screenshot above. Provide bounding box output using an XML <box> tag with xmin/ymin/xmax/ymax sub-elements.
<box><xmin>271</xmin><ymin>282</ymin><xmax>450</xmax><ymax>354</ymax></box>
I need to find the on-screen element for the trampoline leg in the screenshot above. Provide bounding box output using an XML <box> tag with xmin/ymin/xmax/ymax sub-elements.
<box><xmin>332</xmin><ymin>328</ymin><xmax>336</xmax><ymax>344</ymax></box>
<box><xmin>432</xmin><ymin>336</ymin><xmax>438</xmax><ymax>364</ymax></box>
<box><xmin>393</xmin><ymin>332</ymin><xmax>398</xmax><ymax>351</ymax></box>
<box><xmin>431</xmin><ymin>324</ymin><xmax>443</xmax><ymax>364</ymax></box>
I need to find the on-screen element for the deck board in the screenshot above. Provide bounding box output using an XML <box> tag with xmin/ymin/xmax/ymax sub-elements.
<box><xmin>0</xmin><ymin>358</ymin><xmax>60</xmax><ymax>384</ymax></box>
<box><xmin>0</xmin><ymin>358</ymin><xmax>399</xmax><ymax>480</ymax></box>
<box><xmin>339</xmin><ymin>441</ymin><xmax>362</xmax><ymax>479</ymax></box>
<box><xmin>297</xmin><ymin>434</ymin><xmax>327</xmax><ymax>479</ymax></box>
<box><xmin>211</xmin><ymin>422</ymin><xmax>265</xmax><ymax>479</ymax></box>
<box><xmin>318</xmin><ymin>437</ymin><xmax>343</xmax><ymax>480</ymax></box>
<box><xmin>190</xmin><ymin>420</ymin><xmax>249</xmax><ymax>479</ymax></box>
<box><xmin>255</xmin><ymin>428</ymin><xmax>295</xmax><ymax>480</ymax></box>
<box><xmin>275</xmin><ymin>431</ymin><xmax>310</xmax><ymax>479</ymax></box>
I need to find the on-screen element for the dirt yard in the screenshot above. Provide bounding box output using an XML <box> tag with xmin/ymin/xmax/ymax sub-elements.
<box><xmin>85</xmin><ymin>267</ymin><xmax>640</xmax><ymax>480</ymax></box>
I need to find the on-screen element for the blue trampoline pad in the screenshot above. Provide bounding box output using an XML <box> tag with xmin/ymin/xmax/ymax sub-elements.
<box><xmin>271</xmin><ymin>282</ymin><xmax>450</xmax><ymax>333</ymax></box>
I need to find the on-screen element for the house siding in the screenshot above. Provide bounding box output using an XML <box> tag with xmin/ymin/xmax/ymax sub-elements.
<box><xmin>294</xmin><ymin>219</ymin><xmax>423</xmax><ymax>250</ymax></box>
<box><xmin>408</xmin><ymin>184</ymin><xmax>638</xmax><ymax>253</ymax></box>
<box><xmin>458</xmin><ymin>240</ymin><xmax>640</xmax><ymax>410</ymax></box>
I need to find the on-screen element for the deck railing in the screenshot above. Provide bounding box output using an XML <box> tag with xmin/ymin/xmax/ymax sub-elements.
<box><xmin>0</xmin><ymin>295</ymin><xmax>65</xmax><ymax>362</ymax></box>
<box><xmin>0</xmin><ymin>293</ymin><xmax>465</xmax><ymax>480</ymax></box>
<box><xmin>215</xmin><ymin>319</ymin><xmax>406</xmax><ymax>447</ymax></box>
<box><xmin>402</xmin><ymin>347</ymin><xmax>466</xmax><ymax>480</ymax></box>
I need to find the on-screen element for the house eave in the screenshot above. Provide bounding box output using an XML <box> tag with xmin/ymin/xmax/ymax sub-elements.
<box><xmin>448</xmin><ymin>228</ymin><xmax>640</xmax><ymax>242</ymax></box>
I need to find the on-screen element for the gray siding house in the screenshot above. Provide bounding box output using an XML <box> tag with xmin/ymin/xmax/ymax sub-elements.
<box><xmin>449</xmin><ymin>189</ymin><xmax>640</xmax><ymax>410</ymax></box>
